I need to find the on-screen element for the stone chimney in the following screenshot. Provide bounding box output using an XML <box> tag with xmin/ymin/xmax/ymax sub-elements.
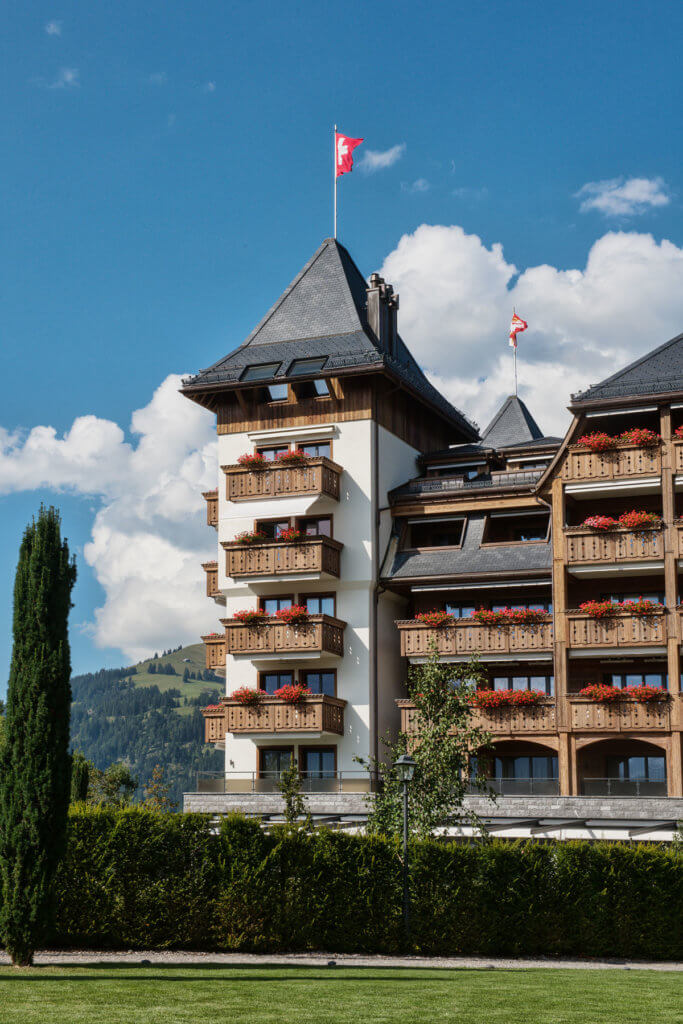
<box><xmin>367</xmin><ymin>273</ymin><xmax>399</xmax><ymax>357</ymax></box>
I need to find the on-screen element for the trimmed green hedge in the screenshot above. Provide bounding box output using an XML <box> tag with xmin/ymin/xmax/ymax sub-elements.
<box><xmin>50</xmin><ymin>808</ymin><xmax>682</xmax><ymax>958</ymax></box>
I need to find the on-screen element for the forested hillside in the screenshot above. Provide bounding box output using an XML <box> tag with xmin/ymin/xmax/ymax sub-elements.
<box><xmin>70</xmin><ymin>644</ymin><xmax>223</xmax><ymax>806</ymax></box>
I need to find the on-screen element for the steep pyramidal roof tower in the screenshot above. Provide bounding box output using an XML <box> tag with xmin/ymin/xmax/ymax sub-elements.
<box><xmin>481</xmin><ymin>394</ymin><xmax>545</xmax><ymax>448</ymax></box>
<box><xmin>182</xmin><ymin>237</ymin><xmax>477</xmax><ymax>439</ymax></box>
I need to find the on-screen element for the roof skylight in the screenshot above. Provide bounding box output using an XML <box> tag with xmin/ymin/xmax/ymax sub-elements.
<box><xmin>240</xmin><ymin>362</ymin><xmax>281</xmax><ymax>382</ymax></box>
<box><xmin>288</xmin><ymin>357</ymin><xmax>328</xmax><ymax>376</ymax></box>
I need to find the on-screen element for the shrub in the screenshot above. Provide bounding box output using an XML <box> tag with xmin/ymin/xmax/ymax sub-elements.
<box><xmin>45</xmin><ymin>809</ymin><xmax>683</xmax><ymax>959</ymax></box>
<box><xmin>415</xmin><ymin>610</ymin><xmax>455</xmax><ymax>628</ymax></box>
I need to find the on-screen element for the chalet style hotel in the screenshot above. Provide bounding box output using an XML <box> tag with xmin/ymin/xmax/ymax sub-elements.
<box><xmin>182</xmin><ymin>237</ymin><xmax>683</xmax><ymax>838</ymax></box>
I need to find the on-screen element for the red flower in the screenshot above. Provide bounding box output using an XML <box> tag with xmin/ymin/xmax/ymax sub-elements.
<box><xmin>675</xmin><ymin>425</ymin><xmax>683</xmax><ymax>440</ymax></box>
<box><xmin>619</xmin><ymin>427</ymin><xmax>661</xmax><ymax>448</ymax></box>
<box><xmin>273</xmin><ymin>683</ymin><xmax>312</xmax><ymax>704</ymax></box>
<box><xmin>473</xmin><ymin>607</ymin><xmax>549</xmax><ymax>627</ymax></box>
<box><xmin>579</xmin><ymin>684</ymin><xmax>622</xmax><ymax>703</ymax></box>
<box><xmin>472</xmin><ymin>689</ymin><xmax>546</xmax><ymax>709</ymax></box>
<box><xmin>274</xmin><ymin>448</ymin><xmax>312</xmax><ymax>465</ymax></box>
<box><xmin>277</xmin><ymin>527</ymin><xmax>304</xmax><ymax>543</ymax></box>
<box><xmin>237</xmin><ymin>452</ymin><xmax>268</xmax><ymax>469</ymax></box>
<box><xmin>579</xmin><ymin>599</ymin><xmax>618</xmax><ymax>620</ymax></box>
<box><xmin>582</xmin><ymin>515</ymin><xmax>618</xmax><ymax>531</ymax></box>
<box><xmin>233</xmin><ymin>530</ymin><xmax>268</xmax><ymax>545</ymax></box>
<box><xmin>617</xmin><ymin>510</ymin><xmax>662</xmax><ymax>531</ymax></box>
<box><xmin>415</xmin><ymin>610</ymin><xmax>455</xmax><ymax>628</ymax></box>
<box><xmin>230</xmin><ymin>687</ymin><xmax>263</xmax><ymax>707</ymax></box>
<box><xmin>625</xmin><ymin>684</ymin><xmax>669</xmax><ymax>702</ymax></box>
<box><xmin>233</xmin><ymin>609</ymin><xmax>270</xmax><ymax>625</ymax></box>
<box><xmin>576</xmin><ymin>431</ymin><xmax>616</xmax><ymax>452</ymax></box>
<box><xmin>275</xmin><ymin>604</ymin><xmax>310</xmax><ymax>624</ymax></box>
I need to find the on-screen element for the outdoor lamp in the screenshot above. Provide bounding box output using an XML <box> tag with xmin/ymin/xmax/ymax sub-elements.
<box><xmin>393</xmin><ymin>753</ymin><xmax>416</xmax><ymax>783</ymax></box>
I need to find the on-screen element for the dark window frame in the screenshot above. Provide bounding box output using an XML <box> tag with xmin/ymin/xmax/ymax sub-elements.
<box><xmin>240</xmin><ymin>362</ymin><xmax>282</xmax><ymax>382</ymax></box>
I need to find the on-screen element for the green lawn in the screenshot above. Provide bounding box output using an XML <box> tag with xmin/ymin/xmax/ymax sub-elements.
<box><xmin>0</xmin><ymin>966</ymin><xmax>680</xmax><ymax>1024</ymax></box>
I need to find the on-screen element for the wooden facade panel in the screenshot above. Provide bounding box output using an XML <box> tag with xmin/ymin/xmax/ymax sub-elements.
<box><xmin>202</xmin><ymin>711</ymin><xmax>226</xmax><ymax>744</ymax></box>
<box><xmin>203</xmin><ymin>490</ymin><xmax>218</xmax><ymax>527</ymax></box>
<box><xmin>202</xmin><ymin>561</ymin><xmax>220</xmax><ymax>597</ymax></box>
<box><xmin>202</xmin><ymin>635</ymin><xmax>226</xmax><ymax>670</ymax></box>
<box><xmin>566</xmin><ymin>610</ymin><xmax>667</xmax><ymax>648</ymax></box>
<box><xmin>224</xmin><ymin>537</ymin><xmax>342</xmax><ymax>578</ymax></box>
<box><xmin>222</xmin><ymin>615</ymin><xmax>346</xmax><ymax>657</ymax></box>
<box><xmin>223</xmin><ymin>458</ymin><xmax>342</xmax><ymax>502</ymax></box>
<box><xmin>396</xmin><ymin>620</ymin><xmax>554</xmax><ymax>657</ymax></box>
<box><xmin>561</xmin><ymin>444</ymin><xmax>661</xmax><ymax>482</ymax></box>
<box><xmin>565</xmin><ymin>528</ymin><xmax>664</xmax><ymax>564</ymax></box>
<box><xmin>224</xmin><ymin>695</ymin><xmax>345</xmax><ymax>736</ymax></box>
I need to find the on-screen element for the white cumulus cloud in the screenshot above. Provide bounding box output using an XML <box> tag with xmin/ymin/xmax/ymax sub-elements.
<box><xmin>45</xmin><ymin>20</ymin><xmax>62</xmax><ymax>36</ymax></box>
<box><xmin>0</xmin><ymin>376</ymin><xmax>217</xmax><ymax>662</ymax></box>
<box><xmin>49</xmin><ymin>67</ymin><xmax>79</xmax><ymax>89</ymax></box>
<box><xmin>576</xmin><ymin>176</ymin><xmax>671</xmax><ymax>216</ymax></box>
<box><xmin>381</xmin><ymin>225</ymin><xmax>683</xmax><ymax>435</ymax></box>
<box><xmin>358</xmin><ymin>143</ymin><xmax>406</xmax><ymax>173</ymax></box>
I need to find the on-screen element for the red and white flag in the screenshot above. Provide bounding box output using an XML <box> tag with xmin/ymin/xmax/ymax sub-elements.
<box><xmin>336</xmin><ymin>131</ymin><xmax>363</xmax><ymax>177</ymax></box>
<box><xmin>509</xmin><ymin>312</ymin><xmax>528</xmax><ymax>349</ymax></box>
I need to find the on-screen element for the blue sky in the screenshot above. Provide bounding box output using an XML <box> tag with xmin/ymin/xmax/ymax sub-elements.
<box><xmin>2</xmin><ymin>1</ymin><xmax>683</xmax><ymax>686</ymax></box>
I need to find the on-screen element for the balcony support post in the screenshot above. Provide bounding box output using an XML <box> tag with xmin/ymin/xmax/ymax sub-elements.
<box><xmin>550</xmin><ymin>477</ymin><xmax>569</xmax><ymax>731</ymax></box>
<box><xmin>558</xmin><ymin>732</ymin><xmax>572</xmax><ymax>796</ymax></box>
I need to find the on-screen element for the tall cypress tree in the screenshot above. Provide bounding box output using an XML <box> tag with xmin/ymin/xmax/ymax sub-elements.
<box><xmin>0</xmin><ymin>507</ymin><xmax>76</xmax><ymax>965</ymax></box>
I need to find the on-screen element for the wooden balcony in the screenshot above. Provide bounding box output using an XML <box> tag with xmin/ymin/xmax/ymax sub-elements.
<box><xmin>568</xmin><ymin>696</ymin><xmax>671</xmax><ymax>732</ymax></box>
<box><xmin>674</xmin><ymin>440</ymin><xmax>683</xmax><ymax>473</ymax></box>
<box><xmin>561</xmin><ymin>443</ymin><xmax>661</xmax><ymax>483</ymax></box>
<box><xmin>202</xmin><ymin>706</ymin><xmax>226</xmax><ymax>743</ymax></box>
<box><xmin>203</xmin><ymin>490</ymin><xmax>218</xmax><ymax>527</ymax></box>
<box><xmin>221</xmin><ymin>614</ymin><xmax>346</xmax><ymax>658</ymax></box>
<box><xmin>397</xmin><ymin>698</ymin><xmax>557</xmax><ymax>736</ymax></box>
<box><xmin>202</xmin><ymin>560</ymin><xmax>221</xmax><ymax>599</ymax></box>
<box><xmin>202</xmin><ymin>634</ymin><xmax>226</xmax><ymax>671</ymax></box>
<box><xmin>223</xmin><ymin>694</ymin><xmax>346</xmax><ymax>736</ymax></box>
<box><xmin>566</xmin><ymin>609</ymin><xmax>667</xmax><ymax>648</ymax></box>
<box><xmin>565</xmin><ymin>526</ymin><xmax>664</xmax><ymax>565</ymax></box>
<box><xmin>223</xmin><ymin>536</ymin><xmax>342</xmax><ymax>579</ymax></box>
<box><xmin>396</xmin><ymin>619</ymin><xmax>553</xmax><ymax>659</ymax></box>
<box><xmin>222</xmin><ymin>457</ymin><xmax>342</xmax><ymax>503</ymax></box>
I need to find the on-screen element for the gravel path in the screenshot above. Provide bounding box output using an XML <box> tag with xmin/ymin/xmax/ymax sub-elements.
<box><xmin>0</xmin><ymin>950</ymin><xmax>680</xmax><ymax>971</ymax></box>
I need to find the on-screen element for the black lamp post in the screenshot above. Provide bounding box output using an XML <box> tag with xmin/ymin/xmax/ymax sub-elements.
<box><xmin>393</xmin><ymin>753</ymin><xmax>416</xmax><ymax>949</ymax></box>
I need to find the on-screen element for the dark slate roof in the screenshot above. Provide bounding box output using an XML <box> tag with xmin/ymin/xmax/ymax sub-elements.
<box><xmin>390</xmin><ymin>468</ymin><xmax>545</xmax><ymax>500</ymax></box>
<box><xmin>498</xmin><ymin>436</ymin><xmax>562</xmax><ymax>451</ymax></box>
<box><xmin>481</xmin><ymin>395</ymin><xmax>544</xmax><ymax>447</ymax></box>
<box><xmin>383</xmin><ymin>513</ymin><xmax>552</xmax><ymax>581</ymax></box>
<box><xmin>182</xmin><ymin>237</ymin><xmax>477</xmax><ymax>437</ymax></box>
<box><xmin>573</xmin><ymin>331</ymin><xmax>683</xmax><ymax>403</ymax></box>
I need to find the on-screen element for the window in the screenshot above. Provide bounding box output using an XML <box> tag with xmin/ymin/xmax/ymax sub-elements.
<box><xmin>299</xmin><ymin>440</ymin><xmax>331</xmax><ymax>458</ymax></box>
<box><xmin>256</xmin><ymin>444</ymin><xmax>289</xmax><ymax>462</ymax></box>
<box><xmin>606</xmin><ymin>755</ymin><xmax>666</xmax><ymax>781</ymax></box>
<box><xmin>494</xmin><ymin>755</ymin><xmax>558</xmax><ymax>780</ymax></box>
<box><xmin>241</xmin><ymin>362</ymin><xmax>281</xmax><ymax>382</ymax></box>
<box><xmin>295</xmin><ymin>379</ymin><xmax>330</xmax><ymax>399</ymax></box>
<box><xmin>491</xmin><ymin>601</ymin><xmax>552</xmax><ymax>613</ymax></box>
<box><xmin>259</xmin><ymin>671</ymin><xmax>294</xmax><ymax>695</ymax></box>
<box><xmin>405</xmin><ymin>519</ymin><xmax>464</xmax><ymax>549</ymax></box>
<box><xmin>259</xmin><ymin>748</ymin><xmax>292</xmax><ymax>776</ymax></box>
<box><xmin>301</xmin><ymin>670</ymin><xmax>336</xmax><ymax>696</ymax></box>
<box><xmin>445</xmin><ymin>604</ymin><xmax>475</xmax><ymax>619</ymax></box>
<box><xmin>288</xmin><ymin>357</ymin><xmax>328</xmax><ymax>376</ymax></box>
<box><xmin>259</xmin><ymin>595</ymin><xmax>293</xmax><ymax>615</ymax></box>
<box><xmin>302</xmin><ymin>593</ymin><xmax>336</xmax><ymax>616</ymax></box>
<box><xmin>296</xmin><ymin>516</ymin><xmax>332</xmax><ymax>537</ymax></box>
<box><xmin>300</xmin><ymin>748</ymin><xmax>335</xmax><ymax>778</ymax></box>
<box><xmin>604</xmin><ymin>672</ymin><xmax>667</xmax><ymax>690</ymax></box>
<box><xmin>602</xmin><ymin>592</ymin><xmax>665</xmax><ymax>605</ymax></box>
<box><xmin>266</xmin><ymin>383</ymin><xmax>288</xmax><ymax>402</ymax></box>
<box><xmin>484</xmin><ymin>514</ymin><xmax>549</xmax><ymax>544</ymax></box>
<box><xmin>255</xmin><ymin>519</ymin><xmax>290</xmax><ymax>539</ymax></box>
<box><xmin>493</xmin><ymin>675</ymin><xmax>554</xmax><ymax>696</ymax></box>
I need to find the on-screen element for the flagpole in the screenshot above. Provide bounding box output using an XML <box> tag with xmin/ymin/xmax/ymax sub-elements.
<box><xmin>512</xmin><ymin>307</ymin><xmax>518</xmax><ymax>396</ymax></box>
<box><xmin>333</xmin><ymin>124</ymin><xmax>337</xmax><ymax>239</ymax></box>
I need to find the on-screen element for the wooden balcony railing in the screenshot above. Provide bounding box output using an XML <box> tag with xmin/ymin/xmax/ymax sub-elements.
<box><xmin>568</xmin><ymin>696</ymin><xmax>671</xmax><ymax>732</ymax></box>
<box><xmin>396</xmin><ymin>619</ymin><xmax>553</xmax><ymax>658</ymax></box>
<box><xmin>202</xmin><ymin>561</ymin><xmax>220</xmax><ymax>598</ymax></box>
<box><xmin>566</xmin><ymin>609</ymin><xmax>667</xmax><ymax>648</ymax></box>
<box><xmin>203</xmin><ymin>490</ymin><xmax>218</xmax><ymax>527</ymax></box>
<box><xmin>202</xmin><ymin>707</ymin><xmax>226</xmax><ymax>743</ymax></box>
<box><xmin>222</xmin><ymin>457</ymin><xmax>342</xmax><ymax>503</ymax></box>
<box><xmin>565</xmin><ymin>526</ymin><xmax>664</xmax><ymax>564</ymax></box>
<box><xmin>561</xmin><ymin>443</ymin><xmax>661</xmax><ymax>483</ymax></box>
<box><xmin>397</xmin><ymin>698</ymin><xmax>557</xmax><ymax>736</ymax></box>
<box><xmin>223</xmin><ymin>536</ymin><xmax>342</xmax><ymax>579</ymax></box>
<box><xmin>221</xmin><ymin>694</ymin><xmax>346</xmax><ymax>736</ymax></box>
<box><xmin>675</xmin><ymin>521</ymin><xmax>683</xmax><ymax>557</ymax></box>
<box><xmin>221</xmin><ymin>614</ymin><xmax>346</xmax><ymax>657</ymax></box>
<box><xmin>201</xmin><ymin>634</ymin><xmax>226</xmax><ymax>671</ymax></box>
<box><xmin>673</xmin><ymin>440</ymin><xmax>683</xmax><ymax>473</ymax></box>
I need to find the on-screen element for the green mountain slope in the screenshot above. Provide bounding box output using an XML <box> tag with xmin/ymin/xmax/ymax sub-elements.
<box><xmin>70</xmin><ymin>644</ymin><xmax>223</xmax><ymax>807</ymax></box>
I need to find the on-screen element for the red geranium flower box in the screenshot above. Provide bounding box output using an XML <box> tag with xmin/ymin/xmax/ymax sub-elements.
<box><xmin>415</xmin><ymin>610</ymin><xmax>455</xmax><ymax>628</ymax></box>
<box><xmin>233</xmin><ymin>609</ymin><xmax>270</xmax><ymax>626</ymax></box>
<box><xmin>273</xmin><ymin>683</ymin><xmax>312</xmax><ymax>704</ymax></box>
<box><xmin>275</xmin><ymin>604</ymin><xmax>310</xmax><ymax>625</ymax></box>
<box><xmin>472</xmin><ymin>689</ymin><xmax>546</xmax><ymax>709</ymax></box>
<box><xmin>233</xmin><ymin>530</ymin><xmax>268</xmax><ymax>545</ymax></box>
<box><xmin>231</xmin><ymin>687</ymin><xmax>263</xmax><ymax>707</ymax></box>
<box><xmin>237</xmin><ymin>452</ymin><xmax>268</xmax><ymax>469</ymax></box>
<box><xmin>275</xmin><ymin>449</ymin><xmax>312</xmax><ymax>465</ymax></box>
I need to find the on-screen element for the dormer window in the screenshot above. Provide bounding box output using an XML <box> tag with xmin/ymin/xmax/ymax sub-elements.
<box><xmin>241</xmin><ymin>362</ymin><xmax>281</xmax><ymax>381</ymax></box>
<box><xmin>266</xmin><ymin>383</ymin><xmax>288</xmax><ymax>402</ymax></box>
<box><xmin>288</xmin><ymin>357</ymin><xmax>328</xmax><ymax>375</ymax></box>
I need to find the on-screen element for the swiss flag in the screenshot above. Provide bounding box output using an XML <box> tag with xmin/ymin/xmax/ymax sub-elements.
<box><xmin>336</xmin><ymin>132</ymin><xmax>363</xmax><ymax>177</ymax></box>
